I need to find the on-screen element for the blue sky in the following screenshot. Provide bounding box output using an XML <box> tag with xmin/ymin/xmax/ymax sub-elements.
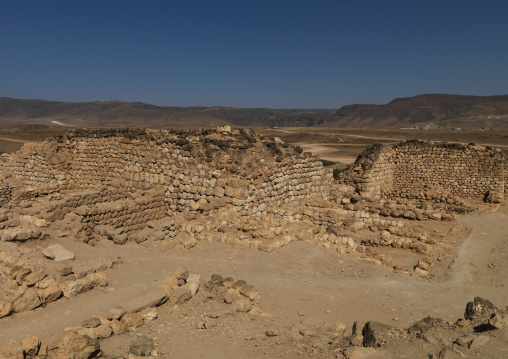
<box><xmin>1</xmin><ymin>0</ymin><xmax>507</xmax><ymax>108</ymax></box>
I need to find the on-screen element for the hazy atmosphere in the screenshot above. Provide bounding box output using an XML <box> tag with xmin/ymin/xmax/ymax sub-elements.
<box><xmin>1</xmin><ymin>0</ymin><xmax>507</xmax><ymax>108</ymax></box>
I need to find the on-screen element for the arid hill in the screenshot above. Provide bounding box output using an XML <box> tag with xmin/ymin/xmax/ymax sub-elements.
<box><xmin>0</xmin><ymin>98</ymin><xmax>332</xmax><ymax>128</ymax></box>
<box><xmin>327</xmin><ymin>94</ymin><xmax>508</xmax><ymax>129</ymax></box>
<box><xmin>1</xmin><ymin>94</ymin><xmax>508</xmax><ymax>129</ymax></box>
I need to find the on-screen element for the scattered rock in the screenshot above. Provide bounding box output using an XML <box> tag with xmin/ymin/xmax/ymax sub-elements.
<box><xmin>130</xmin><ymin>336</ymin><xmax>154</xmax><ymax>357</ymax></box>
<box><xmin>82</xmin><ymin>317</ymin><xmax>102</xmax><ymax>328</ymax></box>
<box><xmin>12</xmin><ymin>288</ymin><xmax>42</xmax><ymax>312</ymax></box>
<box><xmin>408</xmin><ymin>316</ymin><xmax>443</xmax><ymax>334</ymax></box>
<box><xmin>488</xmin><ymin>312</ymin><xmax>507</xmax><ymax>329</ymax></box>
<box><xmin>107</xmin><ymin>308</ymin><xmax>125</xmax><ymax>321</ymax></box>
<box><xmin>120</xmin><ymin>288</ymin><xmax>167</xmax><ymax>313</ymax></box>
<box><xmin>20</xmin><ymin>336</ymin><xmax>40</xmax><ymax>357</ymax></box>
<box><xmin>0</xmin><ymin>301</ymin><xmax>13</xmax><ymax>318</ymax></box>
<box><xmin>464</xmin><ymin>297</ymin><xmax>495</xmax><ymax>320</ymax></box>
<box><xmin>58</xmin><ymin>332</ymin><xmax>101</xmax><ymax>359</ymax></box>
<box><xmin>362</xmin><ymin>321</ymin><xmax>392</xmax><ymax>347</ymax></box>
<box><xmin>42</xmin><ymin>244</ymin><xmax>75</xmax><ymax>262</ymax></box>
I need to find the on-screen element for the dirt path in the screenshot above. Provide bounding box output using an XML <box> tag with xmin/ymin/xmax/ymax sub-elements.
<box><xmin>1</xmin><ymin>209</ymin><xmax>506</xmax><ymax>350</ymax></box>
<box><xmin>50</xmin><ymin>120</ymin><xmax>76</xmax><ymax>126</ymax></box>
<box><xmin>0</xmin><ymin>137</ymin><xmax>30</xmax><ymax>143</ymax></box>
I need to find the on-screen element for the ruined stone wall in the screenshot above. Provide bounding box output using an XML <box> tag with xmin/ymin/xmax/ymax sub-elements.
<box><xmin>341</xmin><ymin>140</ymin><xmax>506</xmax><ymax>201</ymax></box>
<box><xmin>390</xmin><ymin>141</ymin><xmax>505</xmax><ymax>199</ymax></box>
<box><xmin>0</xmin><ymin>142</ymin><xmax>60</xmax><ymax>191</ymax></box>
<box><xmin>0</xmin><ymin>128</ymin><xmax>331</xmax><ymax>218</ymax></box>
<box><xmin>247</xmin><ymin>157</ymin><xmax>330</xmax><ymax>216</ymax></box>
<box><xmin>0</xmin><ymin>179</ymin><xmax>12</xmax><ymax>206</ymax></box>
<box><xmin>356</xmin><ymin>147</ymin><xmax>394</xmax><ymax>198</ymax></box>
<box><xmin>46</xmin><ymin>188</ymin><xmax>128</xmax><ymax>221</ymax></box>
<box><xmin>76</xmin><ymin>192</ymin><xmax>167</xmax><ymax>238</ymax></box>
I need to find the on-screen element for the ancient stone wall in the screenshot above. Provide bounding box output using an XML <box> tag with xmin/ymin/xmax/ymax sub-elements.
<box><xmin>340</xmin><ymin>140</ymin><xmax>506</xmax><ymax>201</ymax></box>
<box><xmin>390</xmin><ymin>141</ymin><xmax>505</xmax><ymax>199</ymax></box>
<box><xmin>46</xmin><ymin>188</ymin><xmax>129</xmax><ymax>221</ymax></box>
<box><xmin>0</xmin><ymin>128</ymin><xmax>331</xmax><ymax>219</ymax></box>
<box><xmin>0</xmin><ymin>182</ymin><xmax>11</xmax><ymax>206</ymax></box>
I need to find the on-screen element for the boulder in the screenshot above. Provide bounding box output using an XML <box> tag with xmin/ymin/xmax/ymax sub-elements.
<box><xmin>140</xmin><ymin>307</ymin><xmax>158</xmax><ymax>324</ymax></box>
<box><xmin>362</xmin><ymin>321</ymin><xmax>392</xmax><ymax>347</ymax></box>
<box><xmin>171</xmin><ymin>286</ymin><xmax>191</xmax><ymax>304</ymax></box>
<box><xmin>234</xmin><ymin>298</ymin><xmax>253</xmax><ymax>312</ymax></box>
<box><xmin>109</xmin><ymin>319</ymin><xmax>126</xmax><ymax>335</ymax></box>
<box><xmin>464</xmin><ymin>297</ymin><xmax>496</xmax><ymax>321</ymax></box>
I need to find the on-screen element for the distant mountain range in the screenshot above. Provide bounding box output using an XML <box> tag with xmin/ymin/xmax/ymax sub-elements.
<box><xmin>1</xmin><ymin>94</ymin><xmax>507</xmax><ymax>129</ymax></box>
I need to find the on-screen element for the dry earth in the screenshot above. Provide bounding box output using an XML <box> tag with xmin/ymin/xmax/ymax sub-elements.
<box><xmin>0</xmin><ymin>206</ymin><xmax>506</xmax><ymax>358</ymax></box>
<box><xmin>0</xmin><ymin>126</ymin><xmax>507</xmax><ymax>358</ymax></box>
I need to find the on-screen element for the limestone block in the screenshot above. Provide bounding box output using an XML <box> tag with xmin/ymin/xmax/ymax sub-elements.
<box><xmin>120</xmin><ymin>288</ymin><xmax>168</xmax><ymax>313</ymax></box>
<box><xmin>12</xmin><ymin>288</ymin><xmax>42</xmax><ymax>313</ymax></box>
<box><xmin>0</xmin><ymin>301</ymin><xmax>13</xmax><ymax>318</ymax></box>
<box><xmin>42</xmin><ymin>244</ymin><xmax>75</xmax><ymax>262</ymax></box>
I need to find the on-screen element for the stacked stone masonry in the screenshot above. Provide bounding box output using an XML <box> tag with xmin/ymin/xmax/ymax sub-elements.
<box><xmin>0</xmin><ymin>128</ymin><xmax>331</xmax><ymax>229</ymax></box>
<box><xmin>340</xmin><ymin>140</ymin><xmax>506</xmax><ymax>201</ymax></box>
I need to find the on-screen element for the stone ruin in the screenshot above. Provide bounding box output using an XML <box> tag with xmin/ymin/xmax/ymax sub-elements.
<box><xmin>0</xmin><ymin>127</ymin><xmax>506</xmax><ymax>357</ymax></box>
<box><xmin>0</xmin><ymin>128</ymin><xmax>505</xmax><ymax>290</ymax></box>
<box><xmin>339</xmin><ymin>139</ymin><xmax>506</xmax><ymax>203</ymax></box>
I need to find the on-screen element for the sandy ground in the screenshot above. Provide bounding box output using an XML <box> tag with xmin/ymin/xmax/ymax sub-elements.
<box><xmin>298</xmin><ymin>143</ymin><xmax>356</xmax><ymax>164</ymax></box>
<box><xmin>0</xmin><ymin>206</ymin><xmax>506</xmax><ymax>358</ymax></box>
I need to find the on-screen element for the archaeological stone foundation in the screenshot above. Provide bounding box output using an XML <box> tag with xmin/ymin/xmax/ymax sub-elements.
<box><xmin>0</xmin><ymin>127</ymin><xmax>506</xmax><ymax>357</ymax></box>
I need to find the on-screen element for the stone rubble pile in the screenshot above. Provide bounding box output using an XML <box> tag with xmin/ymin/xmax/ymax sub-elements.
<box><xmin>0</xmin><ymin>241</ymin><xmax>121</xmax><ymax>318</ymax></box>
<box><xmin>0</xmin><ymin>266</ymin><xmax>264</xmax><ymax>358</ymax></box>
<box><xmin>263</xmin><ymin>297</ymin><xmax>508</xmax><ymax>358</ymax></box>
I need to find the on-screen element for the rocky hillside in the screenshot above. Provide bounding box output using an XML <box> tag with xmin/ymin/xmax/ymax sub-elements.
<box><xmin>327</xmin><ymin>94</ymin><xmax>508</xmax><ymax>129</ymax></box>
<box><xmin>0</xmin><ymin>98</ymin><xmax>333</xmax><ymax>128</ymax></box>
<box><xmin>1</xmin><ymin>94</ymin><xmax>507</xmax><ymax>129</ymax></box>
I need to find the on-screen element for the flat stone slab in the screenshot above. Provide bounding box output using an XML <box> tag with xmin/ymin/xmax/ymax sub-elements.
<box><xmin>42</xmin><ymin>244</ymin><xmax>75</xmax><ymax>262</ymax></box>
<box><xmin>120</xmin><ymin>288</ymin><xmax>168</xmax><ymax>313</ymax></box>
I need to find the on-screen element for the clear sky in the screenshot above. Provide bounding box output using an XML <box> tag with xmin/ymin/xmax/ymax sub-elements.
<box><xmin>1</xmin><ymin>0</ymin><xmax>507</xmax><ymax>109</ymax></box>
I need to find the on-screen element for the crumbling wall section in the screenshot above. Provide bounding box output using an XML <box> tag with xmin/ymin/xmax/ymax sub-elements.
<box><xmin>340</xmin><ymin>140</ymin><xmax>505</xmax><ymax>201</ymax></box>
<box><xmin>0</xmin><ymin>128</ymin><xmax>331</xmax><ymax>217</ymax></box>
<box><xmin>338</xmin><ymin>144</ymin><xmax>394</xmax><ymax>199</ymax></box>
<box><xmin>389</xmin><ymin>141</ymin><xmax>505</xmax><ymax>199</ymax></box>
<box><xmin>0</xmin><ymin>181</ymin><xmax>12</xmax><ymax>206</ymax></box>
<box><xmin>76</xmin><ymin>191</ymin><xmax>167</xmax><ymax>241</ymax></box>
<box><xmin>247</xmin><ymin>156</ymin><xmax>331</xmax><ymax>216</ymax></box>
<box><xmin>0</xmin><ymin>142</ymin><xmax>61</xmax><ymax>193</ymax></box>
